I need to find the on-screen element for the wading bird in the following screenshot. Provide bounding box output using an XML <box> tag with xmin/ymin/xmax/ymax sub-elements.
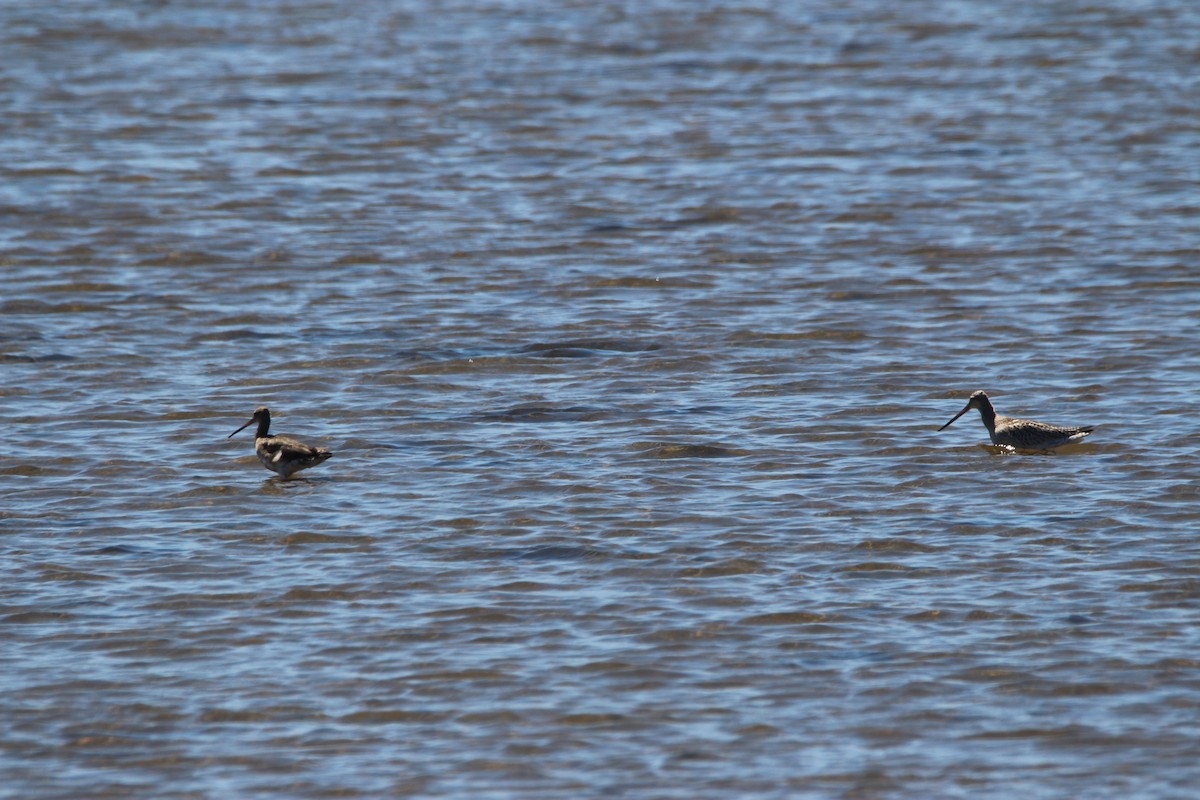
<box><xmin>938</xmin><ymin>391</ymin><xmax>1094</xmax><ymax>451</ymax></box>
<box><xmin>228</xmin><ymin>407</ymin><xmax>333</xmax><ymax>478</ymax></box>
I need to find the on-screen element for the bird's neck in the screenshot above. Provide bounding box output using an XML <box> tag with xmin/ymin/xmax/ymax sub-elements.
<box><xmin>256</xmin><ymin>417</ymin><xmax>271</xmax><ymax>438</ymax></box>
<box><xmin>976</xmin><ymin>403</ymin><xmax>996</xmax><ymax>433</ymax></box>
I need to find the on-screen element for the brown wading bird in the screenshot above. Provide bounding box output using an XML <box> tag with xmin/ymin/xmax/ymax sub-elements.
<box><xmin>938</xmin><ymin>390</ymin><xmax>1095</xmax><ymax>451</ymax></box>
<box><xmin>228</xmin><ymin>407</ymin><xmax>333</xmax><ymax>478</ymax></box>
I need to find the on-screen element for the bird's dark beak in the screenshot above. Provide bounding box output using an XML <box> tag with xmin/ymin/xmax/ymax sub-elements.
<box><xmin>229</xmin><ymin>419</ymin><xmax>254</xmax><ymax>438</ymax></box>
<box><xmin>938</xmin><ymin>403</ymin><xmax>971</xmax><ymax>432</ymax></box>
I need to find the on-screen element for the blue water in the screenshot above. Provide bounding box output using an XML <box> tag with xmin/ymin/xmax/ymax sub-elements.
<box><xmin>3</xmin><ymin>1</ymin><xmax>1200</xmax><ymax>798</ymax></box>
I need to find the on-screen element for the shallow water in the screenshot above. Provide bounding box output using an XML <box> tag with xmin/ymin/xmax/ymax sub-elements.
<box><xmin>3</xmin><ymin>1</ymin><xmax>1200</xmax><ymax>797</ymax></box>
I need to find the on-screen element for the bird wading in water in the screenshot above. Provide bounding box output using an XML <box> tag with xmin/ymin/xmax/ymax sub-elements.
<box><xmin>228</xmin><ymin>406</ymin><xmax>333</xmax><ymax>478</ymax></box>
<box><xmin>938</xmin><ymin>391</ymin><xmax>1094</xmax><ymax>451</ymax></box>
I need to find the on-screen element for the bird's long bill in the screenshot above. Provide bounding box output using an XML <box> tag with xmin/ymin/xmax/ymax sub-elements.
<box><xmin>938</xmin><ymin>404</ymin><xmax>971</xmax><ymax>432</ymax></box>
<box><xmin>228</xmin><ymin>419</ymin><xmax>255</xmax><ymax>438</ymax></box>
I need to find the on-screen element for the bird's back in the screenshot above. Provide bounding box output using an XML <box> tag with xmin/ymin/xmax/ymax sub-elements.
<box><xmin>256</xmin><ymin>434</ymin><xmax>333</xmax><ymax>476</ymax></box>
<box><xmin>992</xmin><ymin>415</ymin><xmax>1094</xmax><ymax>449</ymax></box>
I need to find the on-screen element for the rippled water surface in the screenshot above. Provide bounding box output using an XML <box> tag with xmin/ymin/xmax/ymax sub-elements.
<box><xmin>4</xmin><ymin>1</ymin><xmax>1200</xmax><ymax>797</ymax></box>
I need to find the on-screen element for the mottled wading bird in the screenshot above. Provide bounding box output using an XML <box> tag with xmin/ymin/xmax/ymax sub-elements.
<box><xmin>938</xmin><ymin>390</ymin><xmax>1095</xmax><ymax>451</ymax></box>
<box><xmin>228</xmin><ymin>407</ymin><xmax>333</xmax><ymax>478</ymax></box>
